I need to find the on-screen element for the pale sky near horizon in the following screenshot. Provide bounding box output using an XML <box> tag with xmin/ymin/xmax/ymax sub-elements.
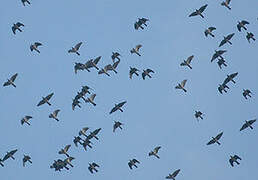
<box><xmin>0</xmin><ymin>0</ymin><xmax>258</xmax><ymax>179</ymax></box>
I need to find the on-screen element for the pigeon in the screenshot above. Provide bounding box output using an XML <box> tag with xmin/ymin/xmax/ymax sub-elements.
<box><xmin>180</xmin><ymin>55</ymin><xmax>194</xmax><ymax>69</ymax></box>
<box><xmin>211</xmin><ymin>50</ymin><xmax>227</xmax><ymax>62</ymax></box>
<box><xmin>221</xmin><ymin>0</ymin><xmax>232</xmax><ymax>10</ymax></box>
<box><xmin>84</xmin><ymin>94</ymin><xmax>97</xmax><ymax>106</ymax></box>
<box><xmin>37</xmin><ymin>93</ymin><xmax>54</xmax><ymax>106</ymax></box>
<box><xmin>166</xmin><ymin>169</ymin><xmax>181</xmax><ymax>179</ymax></box>
<box><xmin>218</xmin><ymin>84</ymin><xmax>230</xmax><ymax>94</ymax></box>
<box><xmin>205</xmin><ymin>27</ymin><xmax>216</xmax><ymax>37</ymax></box>
<box><xmin>21</xmin><ymin>115</ymin><xmax>33</xmax><ymax>125</ymax></box>
<box><xmin>240</xmin><ymin>119</ymin><xmax>256</xmax><ymax>131</ymax></box>
<box><xmin>49</xmin><ymin>109</ymin><xmax>60</xmax><ymax>121</ymax></box>
<box><xmin>68</xmin><ymin>42</ymin><xmax>82</xmax><ymax>55</ymax></box>
<box><xmin>130</xmin><ymin>44</ymin><xmax>142</xmax><ymax>56</ymax></box>
<box><xmin>88</xmin><ymin>162</ymin><xmax>99</xmax><ymax>173</ymax></box>
<box><xmin>79</xmin><ymin>127</ymin><xmax>89</xmax><ymax>137</ymax></box>
<box><xmin>111</xmin><ymin>52</ymin><xmax>121</xmax><ymax>63</ymax></box>
<box><xmin>3</xmin><ymin>73</ymin><xmax>18</xmax><ymax>88</ymax></box>
<box><xmin>219</xmin><ymin>33</ymin><xmax>235</xmax><ymax>47</ymax></box>
<box><xmin>242</xmin><ymin>89</ymin><xmax>252</xmax><ymax>99</ymax></box>
<box><xmin>113</xmin><ymin>121</ymin><xmax>123</xmax><ymax>132</ymax></box>
<box><xmin>129</xmin><ymin>67</ymin><xmax>139</xmax><ymax>79</ymax></box>
<box><xmin>142</xmin><ymin>69</ymin><xmax>154</xmax><ymax>80</ymax></box>
<box><xmin>21</xmin><ymin>0</ymin><xmax>31</xmax><ymax>6</ymax></box>
<box><xmin>207</xmin><ymin>132</ymin><xmax>223</xmax><ymax>145</ymax></box>
<box><xmin>12</xmin><ymin>22</ymin><xmax>24</xmax><ymax>34</ymax></box>
<box><xmin>175</xmin><ymin>79</ymin><xmax>187</xmax><ymax>92</ymax></box>
<box><xmin>149</xmin><ymin>146</ymin><xmax>161</xmax><ymax>159</ymax></box>
<box><xmin>229</xmin><ymin>155</ymin><xmax>241</xmax><ymax>167</ymax></box>
<box><xmin>109</xmin><ymin>101</ymin><xmax>127</xmax><ymax>114</ymax></box>
<box><xmin>223</xmin><ymin>72</ymin><xmax>238</xmax><ymax>85</ymax></box>
<box><xmin>58</xmin><ymin>145</ymin><xmax>71</xmax><ymax>157</ymax></box>
<box><xmin>195</xmin><ymin>111</ymin><xmax>203</xmax><ymax>121</ymax></box>
<box><xmin>217</xmin><ymin>57</ymin><xmax>227</xmax><ymax>69</ymax></box>
<box><xmin>189</xmin><ymin>4</ymin><xmax>208</xmax><ymax>18</ymax></box>
<box><xmin>246</xmin><ymin>32</ymin><xmax>255</xmax><ymax>43</ymax></box>
<box><xmin>3</xmin><ymin>149</ymin><xmax>18</xmax><ymax>161</ymax></box>
<box><xmin>85</xmin><ymin>56</ymin><xmax>101</xmax><ymax>72</ymax></box>
<box><xmin>237</xmin><ymin>20</ymin><xmax>249</xmax><ymax>32</ymax></box>
<box><xmin>128</xmin><ymin>159</ymin><xmax>140</xmax><ymax>169</ymax></box>
<box><xmin>23</xmin><ymin>155</ymin><xmax>32</xmax><ymax>167</ymax></box>
<box><xmin>30</xmin><ymin>42</ymin><xmax>42</xmax><ymax>53</ymax></box>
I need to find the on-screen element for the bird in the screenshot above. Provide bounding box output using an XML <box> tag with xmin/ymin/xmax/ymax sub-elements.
<box><xmin>221</xmin><ymin>0</ymin><xmax>232</xmax><ymax>10</ymax></box>
<box><xmin>68</xmin><ymin>42</ymin><xmax>82</xmax><ymax>55</ymax></box>
<box><xmin>166</xmin><ymin>169</ymin><xmax>181</xmax><ymax>179</ymax></box>
<box><xmin>128</xmin><ymin>159</ymin><xmax>140</xmax><ymax>169</ymax></box>
<box><xmin>134</xmin><ymin>21</ymin><xmax>144</xmax><ymax>30</ymax></box>
<box><xmin>30</xmin><ymin>42</ymin><xmax>42</xmax><ymax>53</ymax></box>
<box><xmin>23</xmin><ymin>155</ymin><xmax>32</xmax><ymax>167</ymax></box>
<box><xmin>74</xmin><ymin>62</ymin><xmax>85</xmax><ymax>74</ymax></box>
<box><xmin>21</xmin><ymin>0</ymin><xmax>31</xmax><ymax>6</ymax></box>
<box><xmin>88</xmin><ymin>162</ymin><xmax>99</xmax><ymax>173</ymax></box>
<box><xmin>3</xmin><ymin>149</ymin><xmax>18</xmax><ymax>161</ymax></box>
<box><xmin>111</xmin><ymin>52</ymin><xmax>121</xmax><ymax>63</ymax></box>
<box><xmin>175</xmin><ymin>79</ymin><xmax>187</xmax><ymax>92</ymax></box>
<box><xmin>240</xmin><ymin>119</ymin><xmax>256</xmax><ymax>131</ymax></box>
<box><xmin>21</xmin><ymin>115</ymin><xmax>33</xmax><ymax>125</ymax></box>
<box><xmin>12</xmin><ymin>22</ymin><xmax>24</xmax><ymax>34</ymax></box>
<box><xmin>217</xmin><ymin>57</ymin><xmax>227</xmax><ymax>69</ymax></box>
<box><xmin>49</xmin><ymin>109</ymin><xmax>60</xmax><ymax>121</ymax></box>
<box><xmin>113</xmin><ymin>121</ymin><xmax>123</xmax><ymax>132</ymax></box>
<box><xmin>81</xmin><ymin>85</ymin><xmax>92</xmax><ymax>95</ymax></box>
<box><xmin>105</xmin><ymin>60</ymin><xmax>120</xmax><ymax>74</ymax></box>
<box><xmin>195</xmin><ymin>111</ymin><xmax>203</xmax><ymax>121</ymax></box>
<box><xmin>246</xmin><ymin>32</ymin><xmax>255</xmax><ymax>43</ymax></box>
<box><xmin>138</xmin><ymin>18</ymin><xmax>149</xmax><ymax>27</ymax></box>
<box><xmin>64</xmin><ymin>157</ymin><xmax>75</xmax><ymax>168</ymax></box>
<box><xmin>237</xmin><ymin>20</ymin><xmax>249</xmax><ymax>32</ymax></box>
<box><xmin>109</xmin><ymin>101</ymin><xmax>127</xmax><ymax>114</ymax></box>
<box><xmin>223</xmin><ymin>72</ymin><xmax>238</xmax><ymax>85</ymax></box>
<box><xmin>219</xmin><ymin>33</ymin><xmax>235</xmax><ymax>47</ymax></box>
<box><xmin>205</xmin><ymin>27</ymin><xmax>216</xmax><ymax>37</ymax></box>
<box><xmin>211</xmin><ymin>50</ymin><xmax>227</xmax><ymax>62</ymax></box>
<box><xmin>58</xmin><ymin>145</ymin><xmax>71</xmax><ymax>157</ymax></box>
<box><xmin>129</xmin><ymin>67</ymin><xmax>140</xmax><ymax>79</ymax></box>
<box><xmin>142</xmin><ymin>69</ymin><xmax>154</xmax><ymax>80</ymax></box>
<box><xmin>84</xmin><ymin>94</ymin><xmax>97</xmax><ymax>106</ymax></box>
<box><xmin>73</xmin><ymin>136</ymin><xmax>83</xmax><ymax>147</ymax></box>
<box><xmin>130</xmin><ymin>44</ymin><xmax>142</xmax><ymax>56</ymax></box>
<box><xmin>180</xmin><ymin>55</ymin><xmax>194</xmax><ymax>69</ymax></box>
<box><xmin>218</xmin><ymin>84</ymin><xmax>230</xmax><ymax>94</ymax></box>
<box><xmin>189</xmin><ymin>4</ymin><xmax>208</xmax><ymax>18</ymax></box>
<box><xmin>87</xmin><ymin>128</ymin><xmax>101</xmax><ymax>140</ymax></box>
<box><xmin>243</xmin><ymin>89</ymin><xmax>252</xmax><ymax>99</ymax></box>
<box><xmin>229</xmin><ymin>155</ymin><xmax>241</xmax><ymax>167</ymax></box>
<box><xmin>37</xmin><ymin>93</ymin><xmax>54</xmax><ymax>106</ymax></box>
<box><xmin>79</xmin><ymin>127</ymin><xmax>89</xmax><ymax>137</ymax></box>
<box><xmin>3</xmin><ymin>73</ymin><xmax>18</xmax><ymax>88</ymax></box>
<box><xmin>82</xmin><ymin>138</ymin><xmax>93</xmax><ymax>151</ymax></box>
<box><xmin>207</xmin><ymin>132</ymin><xmax>223</xmax><ymax>145</ymax></box>
<box><xmin>84</xmin><ymin>56</ymin><xmax>101</xmax><ymax>72</ymax></box>
<box><xmin>149</xmin><ymin>146</ymin><xmax>161</xmax><ymax>159</ymax></box>
<box><xmin>72</xmin><ymin>98</ymin><xmax>81</xmax><ymax>110</ymax></box>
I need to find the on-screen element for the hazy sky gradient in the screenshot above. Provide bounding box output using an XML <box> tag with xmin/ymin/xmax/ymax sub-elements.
<box><xmin>0</xmin><ymin>0</ymin><xmax>257</xmax><ymax>179</ymax></box>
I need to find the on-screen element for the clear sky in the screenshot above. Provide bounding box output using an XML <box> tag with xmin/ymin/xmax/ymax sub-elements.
<box><xmin>0</xmin><ymin>0</ymin><xmax>257</xmax><ymax>179</ymax></box>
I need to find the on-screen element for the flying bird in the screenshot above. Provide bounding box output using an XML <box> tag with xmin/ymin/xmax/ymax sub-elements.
<box><xmin>237</xmin><ymin>20</ymin><xmax>249</xmax><ymax>32</ymax></box>
<box><xmin>128</xmin><ymin>159</ymin><xmax>140</xmax><ymax>169</ymax></box>
<box><xmin>175</xmin><ymin>79</ymin><xmax>187</xmax><ymax>92</ymax></box>
<box><xmin>111</xmin><ymin>52</ymin><xmax>121</xmax><ymax>63</ymax></box>
<box><xmin>85</xmin><ymin>56</ymin><xmax>101</xmax><ymax>72</ymax></box>
<box><xmin>3</xmin><ymin>149</ymin><xmax>18</xmax><ymax>161</ymax></box>
<box><xmin>221</xmin><ymin>0</ymin><xmax>232</xmax><ymax>10</ymax></box>
<box><xmin>21</xmin><ymin>0</ymin><xmax>31</xmax><ymax>6</ymax></box>
<box><xmin>219</xmin><ymin>33</ymin><xmax>235</xmax><ymax>47</ymax></box>
<box><xmin>30</xmin><ymin>42</ymin><xmax>42</xmax><ymax>53</ymax></box>
<box><xmin>23</xmin><ymin>155</ymin><xmax>32</xmax><ymax>167</ymax></box>
<box><xmin>3</xmin><ymin>73</ymin><xmax>18</xmax><ymax>88</ymax></box>
<box><xmin>64</xmin><ymin>157</ymin><xmax>75</xmax><ymax>168</ymax></box>
<box><xmin>211</xmin><ymin>50</ymin><xmax>227</xmax><ymax>62</ymax></box>
<box><xmin>207</xmin><ymin>132</ymin><xmax>223</xmax><ymax>145</ymax></box>
<box><xmin>229</xmin><ymin>155</ymin><xmax>241</xmax><ymax>167</ymax></box>
<box><xmin>138</xmin><ymin>18</ymin><xmax>149</xmax><ymax>27</ymax></box>
<box><xmin>218</xmin><ymin>84</ymin><xmax>230</xmax><ymax>94</ymax></box>
<box><xmin>240</xmin><ymin>119</ymin><xmax>256</xmax><ymax>131</ymax></box>
<box><xmin>195</xmin><ymin>111</ymin><xmax>203</xmax><ymax>121</ymax></box>
<box><xmin>21</xmin><ymin>115</ymin><xmax>33</xmax><ymax>125</ymax></box>
<box><xmin>37</xmin><ymin>93</ymin><xmax>54</xmax><ymax>106</ymax></box>
<box><xmin>242</xmin><ymin>89</ymin><xmax>252</xmax><ymax>99</ymax></box>
<box><xmin>166</xmin><ymin>169</ymin><xmax>181</xmax><ymax>179</ymax></box>
<box><xmin>142</xmin><ymin>69</ymin><xmax>154</xmax><ymax>80</ymax></box>
<box><xmin>113</xmin><ymin>121</ymin><xmax>123</xmax><ymax>132</ymax></box>
<box><xmin>59</xmin><ymin>145</ymin><xmax>71</xmax><ymax>157</ymax></box>
<box><xmin>84</xmin><ymin>94</ymin><xmax>97</xmax><ymax>106</ymax></box>
<box><xmin>74</xmin><ymin>62</ymin><xmax>85</xmax><ymax>74</ymax></box>
<box><xmin>49</xmin><ymin>109</ymin><xmax>60</xmax><ymax>121</ymax></box>
<box><xmin>88</xmin><ymin>162</ymin><xmax>99</xmax><ymax>173</ymax></box>
<box><xmin>68</xmin><ymin>42</ymin><xmax>82</xmax><ymax>55</ymax></box>
<box><xmin>180</xmin><ymin>55</ymin><xmax>194</xmax><ymax>69</ymax></box>
<box><xmin>104</xmin><ymin>60</ymin><xmax>120</xmax><ymax>74</ymax></box>
<box><xmin>134</xmin><ymin>21</ymin><xmax>144</xmax><ymax>30</ymax></box>
<box><xmin>189</xmin><ymin>4</ymin><xmax>208</xmax><ymax>18</ymax></box>
<box><xmin>223</xmin><ymin>72</ymin><xmax>238</xmax><ymax>84</ymax></box>
<box><xmin>12</xmin><ymin>22</ymin><xmax>24</xmax><ymax>34</ymax></box>
<box><xmin>129</xmin><ymin>67</ymin><xmax>139</xmax><ymax>79</ymax></box>
<box><xmin>205</xmin><ymin>27</ymin><xmax>216</xmax><ymax>37</ymax></box>
<box><xmin>217</xmin><ymin>57</ymin><xmax>227</xmax><ymax>69</ymax></box>
<box><xmin>109</xmin><ymin>101</ymin><xmax>127</xmax><ymax>114</ymax></box>
<box><xmin>130</xmin><ymin>44</ymin><xmax>142</xmax><ymax>56</ymax></box>
<box><xmin>246</xmin><ymin>32</ymin><xmax>255</xmax><ymax>43</ymax></box>
<box><xmin>149</xmin><ymin>146</ymin><xmax>161</xmax><ymax>159</ymax></box>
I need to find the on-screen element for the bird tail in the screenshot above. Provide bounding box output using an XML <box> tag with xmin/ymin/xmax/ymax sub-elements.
<box><xmin>28</xmin><ymin>159</ymin><xmax>32</xmax><ymax>163</ymax></box>
<box><xmin>200</xmin><ymin>14</ymin><xmax>204</xmax><ymax>18</ymax></box>
<box><xmin>35</xmin><ymin>49</ymin><xmax>40</xmax><ymax>53</ymax></box>
<box><xmin>232</xmin><ymin>80</ymin><xmax>236</xmax><ymax>84</ymax></box>
<box><xmin>11</xmin><ymin>156</ymin><xmax>15</xmax><ymax>160</ymax></box>
<box><xmin>211</xmin><ymin>33</ymin><xmax>215</xmax><ymax>37</ymax></box>
<box><xmin>217</xmin><ymin>141</ymin><xmax>221</xmax><ymax>145</ymax></box>
<box><xmin>119</xmin><ymin>108</ymin><xmax>124</xmax><ymax>112</ymax></box>
<box><xmin>135</xmin><ymin>72</ymin><xmax>139</xmax><ymax>76</ymax></box>
<box><xmin>47</xmin><ymin>101</ymin><xmax>52</xmax><ymax>106</ymax></box>
<box><xmin>12</xmin><ymin>83</ymin><xmax>16</xmax><ymax>88</ymax></box>
<box><xmin>183</xmin><ymin>88</ymin><xmax>187</xmax><ymax>92</ymax></box>
<box><xmin>136</xmin><ymin>52</ymin><xmax>141</xmax><ymax>56</ymax></box>
<box><xmin>113</xmin><ymin>69</ymin><xmax>117</xmax><ymax>74</ymax></box>
<box><xmin>76</xmin><ymin>52</ymin><xmax>80</xmax><ymax>56</ymax></box>
<box><xmin>228</xmin><ymin>41</ymin><xmax>232</xmax><ymax>45</ymax></box>
<box><xmin>250</xmin><ymin>126</ymin><xmax>253</xmax><ymax>129</ymax></box>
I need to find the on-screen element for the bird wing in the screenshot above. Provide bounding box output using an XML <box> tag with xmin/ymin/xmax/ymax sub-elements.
<box><xmin>25</xmin><ymin>115</ymin><xmax>32</xmax><ymax>119</ymax></box>
<box><xmin>135</xmin><ymin>44</ymin><xmax>142</xmax><ymax>52</ymax></box>
<box><xmin>82</xmin><ymin>127</ymin><xmax>89</xmax><ymax>133</ymax></box>
<box><xmin>88</xmin><ymin>166</ymin><xmax>93</xmax><ymax>173</ymax></box>
<box><xmin>242</xmin><ymin>20</ymin><xmax>249</xmax><ymax>25</ymax></box>
<box><xmin>10</xmin><ymin>149</ymin><xmax>18</xmax><ymax>155</ymax></box>
<box><xmin>93</xmin><ymin>56</ymin><xmax>101</xmax><ymax>64</ymax></box>
<box><xmin>12</xmin><ymin>26</ymin><xmax>16</xmax><ymax>34</ymax></box>
<box><xmin>142</xmin><ymin>72</ymin><xmax>146</xmax><ymax>80</ymax></box>
<box><xmin>17</xmin><ymin>22</ymin><xmax>24</xmax><ymax>27</ymax></box>
<box><xmin>249</xmin><ymin>119</ymin><xmax>256</xmax><ymax>125</ymax></box>
<box><xmin>211</xmin><ymin>53</ymin><xmax>218</xmax><ymax>62</ymax></box>
<box><xmin>240</xmin><ymin>123</ymin><xmax>248</xmax><ymax>131</ymax></box>
<box><xmin>219</xmin><ymin>39</ymin><xmax>227</xmax><ymax>47</ymax></box>
<box><xmin>230</xmin><ymin>72</ymin><xmax>238</xmax><ymax>79</ymax></box>
<box><xmin>105</xmin><ymin>64</ymin><xmax>113</xmax><ymax>71</ymax></box>
<box><xmin>172</xmin><ymin>169</ymin><xmax>180</xmax><ymax>177</ymax></box>
<box><xmin>35</xmin><ymin>42</ymin><xmax>42</xmax><ymax>47</ymax></box>
<box><xmin>132</xmin><ymin>159</ymin><xmax>140</xmax><ymax>163</ymax></box>
<box><xmin>113</xmin><ymin>60</ymin><xmax>120</xmax><ymax>69</ymax></box>
<box><xmin>90</xmin><ymin>94</ymin><xmax>96</xmax><ymax>101</ymax></box>
<box><xmin>181</xmin><ymin>79</ymin><xmax>187</xmax><ymax>87</ymax></box>
<box><xmin>75</xmin><ymin>42</ymin><xmax>82</xmax><ymax>50</ymax></box>
<box><xmin>64</xmin><ymin>145</ymin><xmax>71</xmax><ymax>152</ymax></box>
<box><xmin>37</xmin><ymin>99</ymin><xmax>45</xmax><ymax>106</ymax></box>
<box><xmin>227</xmin><ymin>33</ymin><xmax>235</xmax><ymax>40</ymax></box>
<box><xmin>207</xmin><ymin>139</ymin><xmax>215</xmax><ymax>145</ymax></box>
<box><xmin>118</xmin><ymin>101</ymin><xmax>126</xmax><ymax>107</ymax></box>
<box><xmin>226</xmin><ymin>0</ymin><xmax>231</xmax><ymax>4</ymax></box>
<box><xmin>10</xmin><ymin>73</ymin><xmax>18</xmax><ymax>82</ymax></box>
<box><xmin>209</xmin><ymin>27</ymin><xmax>216</xmax><ymax>31</ymax></box>
<box><xmin>180</xmin><ymin>61</ymin><xmax>187</xmax><ymax>66</ymax></box>
<box><xmin>30</xmin><ymin>45</ymin><xmax>34</xmax><ymax>51</ymax></box>
<box><xmin>46</xmin><ymin>93</ymin><xmax>54</xmax><ymax>100</ymax></box>
<box><xmin>234</xmin><ymin>155</ymin><xmax>241</xmax><ymax>160</ymax></box>
<box><xmin>199</xmin><ymin>4</ymin><xmax>208</xmax><ymax>13</ymax></box>
<box><xmin>237</xmin><ymin>24</ymin><xmax>241</xmax><ymax>31</ymax></box>
<box><xmin>223</xmin><ymin>77</ymin><xmax>230</xmax><ymax>85</ymax></box>
<box><xmin>187</xmin><ymin>55</ymin><xmax>194</xmax><ymax>64</ymax></box>
<box><xmin>229</xmin><ymin>159</ymin><xmax>234</xmax><ymax>167</ymax></box>
<box><xmin>128</xmin><ymin>162</ymin><xmax>132</xmax><ymax>169</ymax></box>
<box><xmin>216</xmin><ymin>132</ymin><xmax>223</xmax><ymax>140</ymax></box>
<box><xmin>146</xmin><ymin>69</ymin><xmax>154</xmax><ymax>73</ymax></box>
<box><xmin>93</xmin><ymin>128</ymin><xmax>101</xmax><ymax>135</ymax></box>
<box><xmin>154</xmin><ymin>146</ymin><xmax>161</xmax><ymax>153</ymax></box>
<box><xmin>98</xmin><ymin>69</ymin><xmax>105</xmax><ymax>74</ymax></box>
<box><xmin>54</xmin><ymin>109</ymin><xmax>60</xmax><ymax>116</ymax></box>
<box><xmin>218</xmin><ymin>50</ymin><xmax>227</xmax><ymax>55</ymax></box>
<box><xmin>189</xmin><ymin>11</ymin><xmax>198</xmax><ymax>17</ymax></box>
<box><xmin>109</xmin><ymin>106</ymin><xmax>117</xmax><ymax>114</ymax></box>
<box><xmin>92</xmin><ymin>162</ymin><xmax>99</xmax><ymax>167</ymax></box>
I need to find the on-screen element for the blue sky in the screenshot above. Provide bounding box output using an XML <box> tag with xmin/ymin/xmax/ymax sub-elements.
<box><xmin>0</xmin><ymin>0</ymin><xmax>258</xmax><ymax>179</ymax></box>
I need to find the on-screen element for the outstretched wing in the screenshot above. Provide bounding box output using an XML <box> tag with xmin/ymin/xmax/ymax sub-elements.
<box><xmin>132</xmin><ymin>159</ymin><xmax>140</xmax><ymax>163</ymax></box>
<box><xmin>90</xmin><ymin>94</ymin><xmax>96</xmax><ymax>101</ymax></box>
<box><xmin>207</xmin><ymin>139</ymin><xmax>215</xmax><ymax>145</ymax></box>
<box><xmin>37</xmin><ymin>99</ymin><xmax>45</xmax><ymax>106</ymax></box>
<box><xmin>146</xmin><ymin>69</ymin><xmax>154</xmax><ymax>73</ymax></box>
<box><xmin>92</xmin><ymin>162</ymin><xmax>99</xmax><ymax>167</ymax></box>
<box><xmin>88</xmin><ymin>166</ymin><xmax>93</xmax><ymax>173</ymax></box>
<box><xmin>105</xmin><ymin>64</ymin><xmax>113</xmax><ymax>71</ymax></box>
<box><xmin>46</xmin><ymin>93</ymin><xmax>54</xmax><ymax>100</ymax></box>
<box><xmin>35</xmin><ymin>42</ymin><xmax>42</xmax><ymax>47</ymax></box>
<box><xmin>249</xmin><ymin>119</ymin><xmax>256</xmax><ymax>125</ymax></box>
<box><xmin>113</xmin><ymin>60</ymin><xmax>120</xmax><ymax>69</ymax></box>
<box><xmin>93</xmin><ymin>128</ymin><xmax>101</xmax><ymax>135</ymax></box>
<box><xmin>142</xmin><ymin>72</ymin><xmax>146</xmax><ymax>80</ymax></box>
<box><xmin>181</xmin><ymin>79</ymin><xmax>187</xmax><ymax>87</ymax></box>
<box><xmin>229</xmin><ymin>72</ymin><xmax>238</xmax><ymax>79</ymax></box>
<box><xmin>109</xmin><ymin>106</ymin><xmax>117</xmax><ymax>114</ymax></box>
<box><xmin>209</xmin><ymin>27</ymin><xmax>216</xmax><ymax>31</ymax></box>
<box><xmin>189</xmin><ymin>11</ymin><xmax>198</xmax><ymax>17</ymax></box>
<box><xmin>226</xmin><ymin>33</ymin><xmax>235</xmax><ymax>40</ymax></box>
<box><xmin>17</xmin><ymin>22</ymin><xmax>24</xmax><ymax>27</ymax></box>
<box><xmin>10</xmin><ymin>73</ymin><xmax>18</xmax><ymax>82</ymax></box>
<box><xmin>240</xmin><ymin>122</ymin><xmax>248</xmax><ymax>131</ymax></box>
<box><xmin>237</xmin><ymin>24</ymin><xmax>241</xmax><ymax>32</ymax></box>
<box><xmin>118</xmin><ymin>101</ymin><xmax>126</xmax><ymax>107</ymax></box>
<box><xmin>242</xmin><ymin>20</ymin><xmax>249</xmax><ymax>25</ymax></box>
<box><xmin>154</xmin><ymin>146</ymin><xmax>161</xmax><ymax>153</ymax></box>
<box><xmin>199</xmin><ymin>4</ymin><xmax>208</xmax><ymax>13</ymax></box>
<box><xmin>135</xmin><ymin>44</ymin><xmax>142</xmax><ymax>52</ymax></box>
<box><xmin>229</xmin><ymin>158</ymin><xmax>234</xmax><ymax>167</ymax></box>
<box><xmin>215</xmin><ymin>132</ymin><xmax>223</xmax><ymax>140</ymax></box>
<box><xmin>93</xmin><ymin>56</ymin><xmax>101</xmax><ymax>64</ymax></box>
<box><xmin>128</xmin><ymin>162</ymin><xmax>132</xmax><ymax>169</ymax></box>
<box><xmin>75</xmin><ymin>42</ymin><xmax>82</xmax><ymax>50</ymax></box>
<box><xmin>172</xmin><ymin>169</ymin><xmax>180</xmax><ymax>177</ymax></box>
<box><xmin>54</xmin><ymin>109</ymin><xmax>60</xmax><ymax>116</ymax></box>
<box><xmin>186</xmin><ymin>55</ymin><xmax>194</xmax><ymax>64</ymax></box>
<box><xmin>219</xmin><ymin>39</ymin><xmax>227</xmax><ymax>47</ymax></box>
<box><xmin>64</xmin><ymin>145</ymin><xmax>71</xmax><ymax>152</ymax></box>
<box><xmin>234</xmin><ymin>155</ymin><xmax>241</xmax><ymax>160</ymax></box>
